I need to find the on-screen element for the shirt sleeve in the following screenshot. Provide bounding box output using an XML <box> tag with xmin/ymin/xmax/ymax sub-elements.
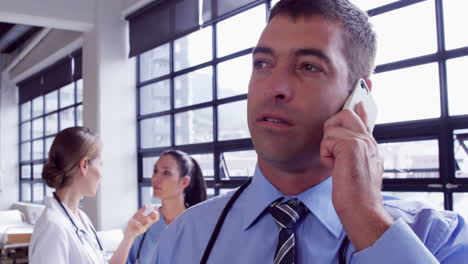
<box><xmin>433</xmin><ymin>214</ymin><xmax>468</xmax><ymax>263</ymax></box>
<box><xmin>125</xmin><ymin>235</ymin><xmax>141</xmax><ymax>264</ymax></box>
<box><xmin>350</xmin><ymin>213</ymin><xmax>468</xmax><ymax>264</ymax></box>
<box><xmin>29</xmin><ymin>221</ymin><xmax>69</xmax><ymax>264</ymax></box>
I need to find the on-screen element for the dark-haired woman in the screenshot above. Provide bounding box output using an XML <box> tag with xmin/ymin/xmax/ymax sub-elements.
<box><xmin>125</xmin><ymin>149</ymin><xmax>207</xmax><ymax>264</ymax></box>
<box><xmin>29</xmin><ymin>127</ymin><xmax>159</xmax><ymax>264</ymax></box>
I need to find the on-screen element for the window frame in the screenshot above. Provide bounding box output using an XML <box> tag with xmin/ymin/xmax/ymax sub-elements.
<box><xmin>18</xmin><ymin>79</ymin><xmax>83</xmax><ymax>203</ymax></box>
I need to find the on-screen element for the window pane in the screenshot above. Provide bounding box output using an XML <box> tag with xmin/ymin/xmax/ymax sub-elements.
<box><xmin>382</xmin><ymin>191</ymin><xmax>444</xmax><ymax>211</ymax></box>
<box><xmin>175</xmin><ymin>108</ymin><xmax>213</xmax><ymax>145</ymax></box>
<box><xmin>32</xmin><ymin>97</ymin><xmax>43</xmax><ymax>118</ymax></box>
<box><xmin>175</xmin><ymin>67</ymin><xmax>213</xmax><ymax>108</ymax></box>
<box><xmin>77</xmin><ymin>105</ymin><xmax>83</xmax><ymax>126</ymax></box>
<box><xmin>21</xmin><ymin>143</ymin><xmax>31</xmax><ymax>161</ymax></box>
<box><xmin>21</xmin><ymin>183</ymin><xmax>31</xmax><ymax>202</ymax></box>
<box><xmin>60</xmin><ymin>83</ymin><xmax>75</xmax><ymax>108</ymax></box>
<box><xmin>351</xmin><ymin>0</ymin><xmax>398</xmax><ymax>11</ymax></box>
<box><xmin>33</xmin><ymin>183</ymin><xmax>44</xmax><ymax>203</ymax></box>
<box><xmin>21</xmin><ymin>165</ymin><xmax>31</xmax><ymax>180</ymax></box>
<box><xmin>45</xmin><ymin>114</ymin><xmax>58</xmax><ymax>136</ymax></box>
<box><xmin>221</xmin><ymin>150</ymin><xmax>257</xmax><ymax>178</ymax></box>
<box><xmin>207</xmin><ymin>188</ymin><xmax>215</xmax><ymax>199</ymax></box>
<box><xmin>453</xmin><ymin>193</ymin><xmax>468</xmax><ymax>222</ymax></box>
<box><xmin>77</xmin><ymin>79</ymin><xmax>83</xmax><ymax>103</ymax></box>
<box><xmin>373</xmin><ymin>63</ymin><xmax>440</xmax><ymax>124</ymax></box>
<box><xmin>139</xmin><ymin>80</ymin><xmax>170</xmax><ymax>115</ymax></box>
<box><xmin>140</xmin><ymin>116</ymin><xmax>171</xmax><ymax>148</ymax></box>
<box><xmin>191</xmin><ymin>153</ymin><xmax>214</xmax><ymax>178</ymax></box>
<box><xmin>139</xmin><ymin>44</ymin><xmax>170</xmax><ymax>82</ymax></box>
<box><xmin>46</xmin><ymin>186</ymin><xmax>54</xmax><ymax>197</ymax></box>
<box><xmin>443</xmin><ymin>1</ymin><xmax>468</xmax><ymax>50</ymax></box>
<box><xmin>447</xmin><ymin>56</ymin><xmax>468</xmax><ymax>116</ymax></box>
<box><xmin>140</xmin><ymin>186</ymin><xmax>154</xmax><ymax>206</ymax></box>
<box><xmin>218</xmin><ymin>100</ymin><xmax>249</xmax><ymax>140</ymax></box>
<box><xmin>21</xmin><ymin>102</ymin><xmax>31</xmax><ymax>121</ymax></box>
<box><xmin>174</xmin><ymin>27</ymin><xmax>212</xmax><ymax>71</ymax></box>
<box><xmin>33</xmin><ymin>164</ymin><xmax>42</xmax><ymax>179</ymax></box>
<box><xmin>45</xmin><ymin>90</ymin><xmax>58</xmax><ymax>113</ymax></box>
<box><xmin>271</xmin><ymin>0</ymin><xmax>280</xmax><ymax>8</ymax></box>
<box><xmin>60</xmin><ymin>108</ymin><xmax>75</xmax><ymax>130</ymax></box>
<box><xmin>454</xmin><ymin>129</ymin><xmax>468</xmax><ymax>179</ymax></box>
<box><xmin>217</xmin><ymin>5</ymin><xmax>266</xmax><ymax>57</ymax></box>
<box><xmin>379</xmin><ymin>140</ymin><xmax>439</xmax><ymax>179</ymax></box>
<box><xmin>21</xmin><ymin>122</ymin><xmax>31</xmax><ymax>141</ymax></box>
<box><xmin>32</xmin><ymin>140</ymin><xmax>44</xmax><ymax>160</ymax></box>
<box><xmin>45</xmin><ymin>137</ymin><xmax>54</xmax><ymax>159</ymax></box>
<box><xmin>371</xmin><ymin>1</ymin><xmax>436</xmax><ymax>65</ymax></box>
<box><xmin>32</xmin><ymin>118</ymin><xmax>43</xmax><ymax>139</ymax></box>
<box><xmin>143</xmin><ymin>156</ymin><xmax>159</xmax><ymax>179</ymax></box>
<box><xmin>217</xmin><ymin>54</ymin><xmax>252</xmax><ymax>99</ymax></box>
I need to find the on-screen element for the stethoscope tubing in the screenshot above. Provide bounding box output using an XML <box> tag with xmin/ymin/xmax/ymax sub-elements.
<box><xmin>53</xmin><ymin>192</ymin><xmax>104</xmax><ymax>252</ymax></box>
<box><xmin>200</xmin><ymin>178</ymin><xmax>350</xmax><ymax>264</ymax></box>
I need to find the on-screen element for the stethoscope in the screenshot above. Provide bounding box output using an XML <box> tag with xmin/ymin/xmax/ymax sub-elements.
<box><xmin>134</xmin><ymin>231</ymin><xmax>148</xmax><ymax>264</ymax></box>
<box><xmin>53</xmin><ymin>192</ymin><xmax>104</xmax><ymax>254</ymax></box>
<box><xmin>200</xmin><ymin>178</ymin><xmax>351</xmax><ymax>264</ymax></box>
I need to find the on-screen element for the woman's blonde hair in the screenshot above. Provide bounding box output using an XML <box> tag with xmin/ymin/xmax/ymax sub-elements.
<box><xmin>42</xmin><ymin>127</ymin><xmax>101</xmax><ymax>189</ymax></box>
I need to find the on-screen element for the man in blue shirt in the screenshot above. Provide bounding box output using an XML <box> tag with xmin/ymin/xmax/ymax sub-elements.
<box><xmin>152</xmin><ymin>0</ymin><xmax>468</xmax><ymax>263</ymax></box>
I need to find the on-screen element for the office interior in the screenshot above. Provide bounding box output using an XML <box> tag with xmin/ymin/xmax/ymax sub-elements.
<box><xmin>0</xmin><ymin>0</ymin><xmax>467</xmax><ymax>261</ymax></box>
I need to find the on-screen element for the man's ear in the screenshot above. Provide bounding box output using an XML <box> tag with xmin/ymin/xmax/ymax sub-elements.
<box><xmin>364</xmin><ymin>78</ymin><xmax>373</xmax><ymax>92</ymax></box>
<box><xmin>79</xmin><ymin>158</ymin><xmax>88</xmax><ymax>176</ymax></box>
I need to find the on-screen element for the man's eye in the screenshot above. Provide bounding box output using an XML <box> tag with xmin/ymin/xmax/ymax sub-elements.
<box><xmin>300</xmin><ymin>63</ymin><xmax>322</xmax><ymax>72</ymax></box>
<box><xmin>253</xmin><ymin>60</ymin><xmax>270</xmax><ymax>70</ymax></box>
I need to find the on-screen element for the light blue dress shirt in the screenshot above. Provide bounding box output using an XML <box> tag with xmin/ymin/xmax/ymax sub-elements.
<box><xmin>152</xmin><ymin>166</ymin><xmax>468</xmax><ymax>263</ymax></box>
<box><xmin>126</xmin><ymin>217</ymin><xmax>167</xmax><ymax>264</ymax></box>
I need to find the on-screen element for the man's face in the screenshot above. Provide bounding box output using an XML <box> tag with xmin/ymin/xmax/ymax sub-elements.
<box><xmin>247</xmin><ymin>14</ymin><xmax>350</xmax><ymax>171</ymax></box>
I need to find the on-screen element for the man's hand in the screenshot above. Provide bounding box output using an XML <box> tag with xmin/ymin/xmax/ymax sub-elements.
<box><xmin>320</xmin><ymin>102</ymin><xmax>393</xmax><ymax>251</ymax></box>
<box><xmin>124</xmin><ymin>206</ymin><xmax>160</xmax><ymax>241</ymax></box>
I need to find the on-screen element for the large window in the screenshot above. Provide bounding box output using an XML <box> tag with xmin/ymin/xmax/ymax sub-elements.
<box><xmin>136</xmin><ymin>1</ymin><xmax>267</xmax><ymax>205</ymax></box>
<box><xmin>19</xmin><ymin>80</ymin><xmax>83</xmax><ymax>203</ymax></box>
<box><xmin>136</xmin><ymin>0</ymin><xmax>468</xmax><ymax>219</ymax></box>
<box><xmin>353</xmin><ymin>0</ymin><xmax>468</xmax><ymax>218</ymax></box>
<box><xmin>18</xmin><ymin>50</ymin><xmax>83</xmax><ymax>203</ymax></box>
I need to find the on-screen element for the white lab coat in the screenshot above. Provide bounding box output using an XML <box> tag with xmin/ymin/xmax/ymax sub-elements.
<box><xmin>29</xmin><ymin>196</ymin><xmax>107</xmax><ymax>264</ymax></box>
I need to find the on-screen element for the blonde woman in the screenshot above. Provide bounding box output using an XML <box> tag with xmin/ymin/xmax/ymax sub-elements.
<box><xmin>29</xmin><ymin>127</ymin><xmax>158</xmax><ymax>264</ymax></box>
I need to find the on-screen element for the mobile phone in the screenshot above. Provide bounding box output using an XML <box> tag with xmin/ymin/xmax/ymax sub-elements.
<box><xmin>342</xmin><ymin>78</ymin><xmax>378</xmax><ymax>132</ymax></box>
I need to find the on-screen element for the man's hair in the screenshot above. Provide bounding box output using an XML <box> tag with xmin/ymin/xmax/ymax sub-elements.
<box><xmin>269</xmin><ymin>0</ymin><xmax>377</xmax><ymax>89</ymax></box>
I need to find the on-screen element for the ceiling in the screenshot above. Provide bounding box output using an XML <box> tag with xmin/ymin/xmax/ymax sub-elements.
<box><xmin>0</xmin><ymin>22</ymin><xmax>41</xmax><ymax>54</ymax></box>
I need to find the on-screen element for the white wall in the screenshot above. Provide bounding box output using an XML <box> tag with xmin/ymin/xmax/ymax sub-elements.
<box><xmin>0</xmin><ymin>62</ymin><xmax>19</xmax><ymax>210</ymax></box>
<box><xmin>81</xmin><ymin>0</ymin><xmax>138</xmax><ymax>230</ymax></box>
<box><xmin>0</xmin><ymin>0</ymin><xmax>94</xmax><ymax>31</ymax></box>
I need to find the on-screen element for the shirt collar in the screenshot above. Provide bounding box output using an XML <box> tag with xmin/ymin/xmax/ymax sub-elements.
<box><xmin>241</xmin><ymin>166</ymin><xmax>342</xmax><ymax>238</ymax></box>
<box><xmin>45</xmin><ymin>196</ymin><xmax>89</xmax><ymax>233</ymax></box>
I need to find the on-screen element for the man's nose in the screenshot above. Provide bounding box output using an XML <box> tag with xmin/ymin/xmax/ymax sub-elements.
<box><xmin>268</xmin><ymin>66</ymin><xmax>294</xmax><ymax>102</ymax></box>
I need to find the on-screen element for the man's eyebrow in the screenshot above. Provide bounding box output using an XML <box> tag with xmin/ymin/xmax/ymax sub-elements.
<box><xmin>295</xmin><ymin>48</ymin><xmax>331</xmax><ymax>65</ymax></box>
<box><xmin>253</xmin><ymin>47</ymin><xmax>331</xmax><ymax>65</ymax></box>
<box><xmin>252</xmin><ymin>46</ymin><xmax>274</xmax><ymax>55</ymax></box>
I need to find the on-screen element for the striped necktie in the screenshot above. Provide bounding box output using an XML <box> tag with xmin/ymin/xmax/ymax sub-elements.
<box><xmin>268</xmin><ymin>198</ymin><xmax>308</xmax><ymax>264</ymax></box>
